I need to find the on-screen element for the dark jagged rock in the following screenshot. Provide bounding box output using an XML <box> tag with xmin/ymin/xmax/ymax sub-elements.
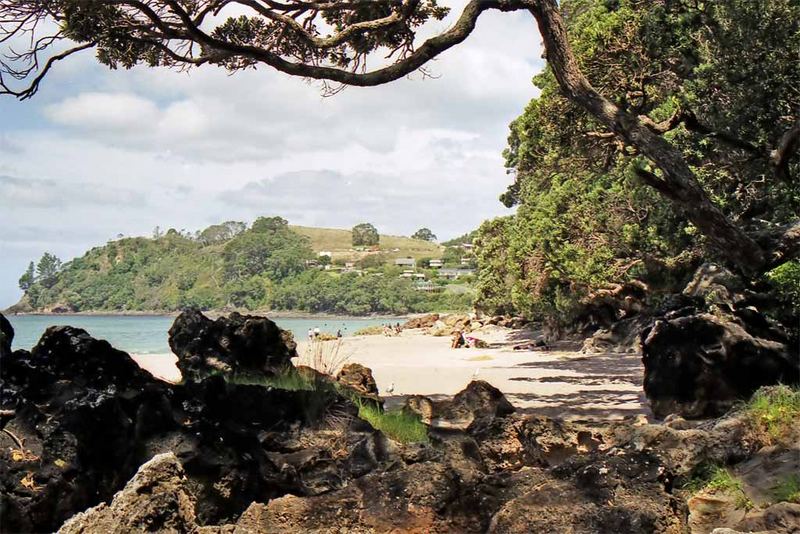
<box><xmin>335</xmin><ymin>362</ymin><xmax>381</xmax><ymax>405</ymax></box>
<box><xmin>0</xmin><ymin>312</ymin><xmax>13</xmax><ymax>357</ymax></box>
<box><xmin>642</xmin><ymin>312</ymin><xmax>798</xmax><ymax>419</ymax></box>
<box><xmin>581</xmin><ymin>314</ymin><xmax>651</xmax><ymax>354</ymax></box>
<box><xmin>404</xmin><ymin>380</ymin><xmax>515</xmax><ymax>434</ymax></box>
<box><xmin>0</xmin><ymin>316</ymin><xmax>370</xmax><ymax>533</ymax></box>
<box><xmin>168</xmin><ymin>308</ymin><xmax>297</xmax><ymax>382</ymax></box>
<box><xmin>641</xmin><ymin>262</ymin><xmax>799</xmax><ymax>419</ymax></box>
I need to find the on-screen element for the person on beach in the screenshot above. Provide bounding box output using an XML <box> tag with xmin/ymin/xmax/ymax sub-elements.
<box><xmin>314</xmin><ymin>327</ymin><xmax>320</xmax><ymax>338</ymax></box>
<box><xmin>307</xmin><ymin>328</ymin><xmax>314</xmax><ymax>341</ymax></box>
<box><xmin>451</xmin><ymin>330</ymin><xmax>465</xmax><ymax>349</ymax></box>
<box><xmin>336</xmin><ymin>329</ymin><xmax>342</xmax><ymax>338</ymax></box>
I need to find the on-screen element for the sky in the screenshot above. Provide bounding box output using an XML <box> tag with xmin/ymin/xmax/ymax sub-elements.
<box><xmin>0</xmin><ymin>5</ymin><xmax>544</xmax><ymax>308</ymax></box>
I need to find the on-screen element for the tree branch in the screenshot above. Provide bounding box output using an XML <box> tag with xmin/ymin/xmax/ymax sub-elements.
<box><xmin>770</xmin><ymin>116</ymin><xmax>800</xmax><ymax>182</ymax></box>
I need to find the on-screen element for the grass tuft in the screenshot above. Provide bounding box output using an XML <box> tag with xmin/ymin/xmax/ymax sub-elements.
<box><xmin>684</xmin><ymin>465</ymin><xmax>753</xmax><ymax>510</ymax></box>
<box><xmin>744</xmin><ymin>385</ymin><xmax>800</xmax><ymax>441</ymax></box>
<box><xmin>356</xmin><ymin>400</ymin><xmax>429</xmax><ymax>444</ymax></box>
<box><xmin>774</xmin><ymin>474</ymin><xmax>800</xmax><ymax>504</ymax></box>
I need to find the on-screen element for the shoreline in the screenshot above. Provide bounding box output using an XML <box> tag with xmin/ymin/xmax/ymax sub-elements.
<box><xmin>5</xmin><ymin>310</ymin><xmax>412</xmax><ymax>320</ymax></box>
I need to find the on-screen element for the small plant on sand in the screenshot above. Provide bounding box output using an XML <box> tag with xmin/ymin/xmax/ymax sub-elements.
<box><xmin>744</xmin><ymin>385</ymin><xmax>800</xmax><ymax>441</ymax></box>
<box><xmin>684</xmin><ymin>464</ymin><xmax>753</xmax><ymax>510</ymax></box>
<box><xmin>356</xmin><ymin>400</ymin><xmax>429</xmax><ymax>444</ymax></box>
<box><xmin>297</xmin><ymin>338</ymin><xmax>351</xmax><ymax>377</ymax></box>
<box><xmin>773</xmin><ymin>474</ymin><xmax>800</xmax><ymax>504</ymax></box>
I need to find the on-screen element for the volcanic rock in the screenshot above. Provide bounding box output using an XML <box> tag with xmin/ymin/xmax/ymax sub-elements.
<box><xmin>642</xmin><ymin>312</ymin><xmax>798</xmax><ymax>418</ymax></box>
<box><xmin>168</xmin><ymin>308</ymin><xmax>297</xmax><ymax>382</ymax></box>
<box><xmin>336</xmin><ymin>362</ymin><xmax>381</xmax><ymax>405</ymax></box>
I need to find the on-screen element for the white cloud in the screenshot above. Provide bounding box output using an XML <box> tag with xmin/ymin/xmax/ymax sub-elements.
<box><xmin>0</xmin><ymin>7</ymin><xmax>544</xmax><ymax>307</ymax></box>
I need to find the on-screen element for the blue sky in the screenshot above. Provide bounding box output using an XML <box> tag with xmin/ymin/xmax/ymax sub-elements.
<box><xmin>0</xmin><ymin>6</ymin><xmax>543</xmax><ymax>308</ymax></box>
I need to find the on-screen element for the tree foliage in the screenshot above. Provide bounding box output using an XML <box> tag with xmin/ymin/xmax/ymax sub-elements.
<box><xmin>18</xmin><ymin>218</ymin><xmax>470</xmax><ymax>314</ymax></box>
<box><xmin>476</xmin><ymin>0</ymin><xmax>800</xmax><ymax>322</ymax></box>
<box><xmin>352</xmin><ymin>223</ymin><xmax>379</xmax><ymax>247</ymax></box>
<box><xmin>411</xmin><ymin>228</ymin><xmax>437</xmax><ymax>242</ymax></box>
<box><xmin>36</xmin><ymin>253</ymin><xmax>62</xmax><ymax>289</ymax></box>
<box><xmin>18</xmin><ymin>261</ymin><xmax>35</xmax><ymax>291</ymax></box>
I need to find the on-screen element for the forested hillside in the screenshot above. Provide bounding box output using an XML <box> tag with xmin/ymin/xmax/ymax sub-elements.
<box><xmin>13</xmin><ymin>217</ymin><xmax>471</xmax><ymax>315</ymax></box>
<box><xmin>474</xmin><ymin>0</ymin><xmax>800</xmax><ymax>326</ymax></box>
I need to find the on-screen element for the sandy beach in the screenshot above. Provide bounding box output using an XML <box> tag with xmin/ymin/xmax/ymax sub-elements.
<box><xmin>132</xmin><ymin>325</ymin><xmax>648</xmax><ymax>422</ymax></box>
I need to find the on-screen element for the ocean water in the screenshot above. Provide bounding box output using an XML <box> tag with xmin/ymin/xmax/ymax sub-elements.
<box><xmin>6</xmin><ymin>314</ymin><xmax>399</xmax><ymax>354</ymax></box>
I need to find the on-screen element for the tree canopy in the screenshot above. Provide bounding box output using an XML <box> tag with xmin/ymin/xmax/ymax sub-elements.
<box><xmin>352</xmin><ymin>223</ymin><xmax>379</xmax><ymax>246</ymax></box>
<box><xmin>1</xmin><ymin>0</ymin><xmax>797</xmax><ymax>274</ymax></box>
<box><xmin>474</xmin><ymin>0</ymin><xmax>800</xmax><ymax>323</ymax></box>
<box><xmin>411</xmin><ymin>228</ymin><xmax>437</xmax><ymax>242</ymax></box>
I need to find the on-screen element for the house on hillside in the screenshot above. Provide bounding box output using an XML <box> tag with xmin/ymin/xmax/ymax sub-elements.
<box><xmin>395</xmin><ymin>258</ymin><xmax>416</xmax><ymax>269</ymax></box>
<box><xmin>439</xmin><ymin>268</ymin><xmax>475</xmax><ymax>280</ymax></box>
<box><xmin>400</xmin><ymin>269</ymin><xmax>415</xmax><ymax>278</ymax></box>
<box><xmin>318</xmin><ymin>251</ymin><xmax>332</xmax><ymax>258</ymax></box>
<box><xmin>414</xmin><ymin>280</ymin><xmax>439</xmax><ymax>292</ymax></box>
<box><xmin>429</xmin><ymin>259</ymin><xmax>444</xmax><ymax>268</ymax></box>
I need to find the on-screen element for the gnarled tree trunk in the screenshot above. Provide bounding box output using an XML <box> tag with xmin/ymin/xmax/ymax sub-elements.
<box><xmin>528</xmin><ymin>0</ymin><xmax>769</xmax><ymax>274</ymax></box>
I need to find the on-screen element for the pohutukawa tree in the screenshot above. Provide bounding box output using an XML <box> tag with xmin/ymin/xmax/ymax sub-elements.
<box><xmin>1</xmin><ymin>0</ymin><xmax>797</xmax><ymax>274</ymax></box>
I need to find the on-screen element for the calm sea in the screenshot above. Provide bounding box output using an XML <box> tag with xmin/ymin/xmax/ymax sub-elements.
<box><xmin>6</xmin><ymin>314</ymin><xmax>399</xmax><ymax>354</ymax></box>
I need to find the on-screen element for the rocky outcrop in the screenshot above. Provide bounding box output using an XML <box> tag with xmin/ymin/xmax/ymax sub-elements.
<box><xmin>168</xmin><ymin>308</ymin><xmax>297</xmax><ymax>382</ymax></box>
<box><xmin>402</xmin><ymin>313</ymin><xmax>440</xmax><ymax>329</ymax></box>
<box><xmin>404</xmin><ymin>380</ymin><xmax>515</xmax><ymax>434</ymax></box>
<box><xmin>0</xmin><ymin>313</ymin><xmax>370</xmax><ymax>532</ymax></box>
<box><xmin>59</xmin><ymin>453</ymin><xmax>197</xmax><ymax>534</ymax></box>
<box><xmin>641</xmin><ymin>263</ymin><xmax>799</xmax><ymax>419</ymax></box>
<box><xmin>581</xmin><ymin>314</ymin><xmax>650</xmax><ymax>354</ymax></box>
<box><xmin>336</xmin><ymin>363</ymin><xmax>381</xmax><ymax>405</ymax></box>
<box><xmin>0</xmin><ymin>312</ymin><xmax>13</xmax><ymax>357</ymax></box>
<box><xmin>642</xmin><ymin>312</ymin><xmax>798</xmax><ymax>418</ymax></box>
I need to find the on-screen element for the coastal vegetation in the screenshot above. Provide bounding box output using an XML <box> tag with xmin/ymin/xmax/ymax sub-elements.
<box><xmin>473</xmin><ymin>0</ymin><xmax>800</xmax><ymax>326</ymax></box>
<box><xmin>14</xmin><ymin>217</ymin><xmax>472</xmax><ymax>315</ymax></box>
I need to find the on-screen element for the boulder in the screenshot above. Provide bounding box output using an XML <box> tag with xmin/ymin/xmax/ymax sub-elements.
<box><xmin>335</xmin><ymin>363</ymin><xmax>381</xmax><ymax>404</ymax></box>
<box><xmin>0</xmin><ymin>312</ymin><xmax>13</xmax><ymax>358</ymax></box>
<box><xmin>405</xmin><ymin>381</ymin><xmax>515</xmax><ymax>434</ymax></box>
<box><xmin>168</xmin><ymin>309</ymin><xmax>297</xmax><ymax>382</ymax></box>
<box><xmin>642</xmin><ymin>312</ymin><xmax>799</xmax><ymax>418</ymax></box>
<box><xmin>402</xmin><ymin>313</ymin><xmax>440</xmax><ymax>330</ymax></box>
<box><xmin>0</xmin><ymin>323</ymin><xmax>363</xmax><ymax>532</ymax></box>
<box><xmin>487</xmin><ymin>450</ymin><xmax>687</xmax><ymax>534</ymax></box>
<box><xmin>725</xmin><ymin>502</ymin><xmax>800</xmax><ymax>533</ymax></box>
<box><xmin>581</xmin><ymin>315</ymin><xmax>650</xmax><ymax>354</ymax></box>
<box><xmin>59</xmin><ymin>453</ymin><xmax>197</xmax><ymax>534</ymax></box>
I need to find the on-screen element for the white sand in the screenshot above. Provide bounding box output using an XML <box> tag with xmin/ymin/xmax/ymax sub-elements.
<box><xmin>131</xmin><ymin>353</ymin><xmax>181</xmax><ymax>383</ymax></box>
<box><xmin>132</xmin><ymin>326</ymin><xmax>649</xmax><ymax>421</ymax></box>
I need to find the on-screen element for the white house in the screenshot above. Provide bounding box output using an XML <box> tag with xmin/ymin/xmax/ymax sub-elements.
<box><xmin>395</xmin><ymin>258</ymin><xmax>416</xmax><ymax>268</ymax></box>
<box><xmin>429</xmin><ymin>259</ymin><xmax>444</xmax><ymax>268</ymax></box>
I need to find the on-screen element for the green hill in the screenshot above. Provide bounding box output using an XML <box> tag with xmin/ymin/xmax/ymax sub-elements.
<box><xmin>291</xmin><ymin>225</ymin><xmax>443</xmax><ymax>261</ymax></box>
<box><xmin>13</xmin><ymin>217</ymin><xmax>471</xmax><ymax>316</ymax></box>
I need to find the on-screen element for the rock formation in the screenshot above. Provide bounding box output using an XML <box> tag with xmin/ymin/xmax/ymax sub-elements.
<box><xmin>642</xmin><ymin>264</ymin><xmax>799</xmax><ymax>419</ymax></box>
<box><xmin>168</xmin><ymin>308</ymin><xmax>297</xmax><ymax>382</ymax></box>
<box><xmin>336</xmin><ymin>362</ymin><xmax>382</xmax><ymax>405</ymax></box>
<box><xmin>2</xmin><ymin>308</ymin><xmax>798</xmax><ymax>534</ymax></box>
